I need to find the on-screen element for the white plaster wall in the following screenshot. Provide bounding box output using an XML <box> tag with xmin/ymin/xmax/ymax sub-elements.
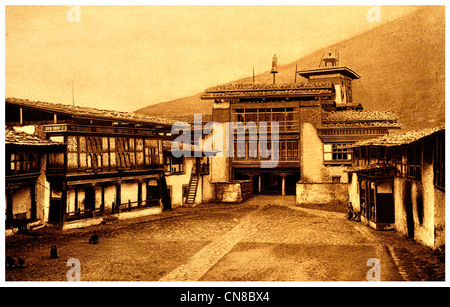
<box><xmin>121</xmin><ymin>182</ymin><xmax>139</xmax><ymax>205</ymax></box>
<box><xmin>166</xmin><ymin>158</ymin><xmax>193</xmax><ymax>207</ymax></box>
<box><xmin>36</xmin><ymin>153</ymin><xmax>50</xmax><ymax>222</ymax></box>
<box><xmin>210</xmin><ymin>121</ymin><xmax>230</xmax><ymax>183</ymax></box>
<box><xmin>12</xmin><ymin>186</ymin><xmax>32</xmax><ymax>218</ymax></box>
<box><xmin>347</xmin><ymin>173</ymin><xmax>360</xmax><ymax>211</ymax></box>
<box><xmin>301</xmin><ymin>122</ymin><xmax>324</xmax><ymax>183</ymax></box>
<box><xmin>103</xmin><ymin>184</ymin><xmax>116</xmax><ymax>209</ymax></box>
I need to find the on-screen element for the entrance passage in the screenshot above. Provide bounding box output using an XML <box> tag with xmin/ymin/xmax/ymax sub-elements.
<box><xmin>234</xmin><ymin>171</ymin><xmax>300</xmax><ymax>196</ymax></box>
<box><xmin>261</xmin><ymin>173</ymin><xmax>281</xmax><ymax>195</ymax></box>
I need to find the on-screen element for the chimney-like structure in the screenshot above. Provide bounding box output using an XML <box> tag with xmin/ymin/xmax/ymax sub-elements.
<box><xmin>270</xmin><ymin>54</ymin><xmax>278</xmax><ymax>84</ymax></box>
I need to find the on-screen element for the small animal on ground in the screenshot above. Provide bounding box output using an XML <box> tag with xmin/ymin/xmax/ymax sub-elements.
<box><xmin>5</xmin><ymin>256</ymin><xmax>15</xmax><ymax>269</ymax></box>
<box><xmin>50</xmin><ymin>245</ymin><xmax>58</xmax><ymax>259</ymax></box>
<box><xmin>17</xmin><ymin>257</ymin><xmax>26</xmax><ymax>268</ymax></box>
<box><xmin>89</xmin><ymin>233</ymin><xmax>98</xmax><ymax>244</ymax></box>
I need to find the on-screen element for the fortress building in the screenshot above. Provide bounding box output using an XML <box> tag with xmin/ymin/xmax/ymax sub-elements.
<box><xmin>200</xmin><ymin>52</ymin><xmax>402</xmax><ymax>203</ymax></box>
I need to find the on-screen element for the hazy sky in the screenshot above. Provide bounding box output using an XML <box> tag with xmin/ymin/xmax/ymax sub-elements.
<box><xmin>5</xmin><ymin>5</ymin><xmax>420</xmax><ymax>112</ymax></box>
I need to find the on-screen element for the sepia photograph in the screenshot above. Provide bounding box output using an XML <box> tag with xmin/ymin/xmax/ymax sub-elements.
<box><xmin>2</xmin><ymin>2</ymin><xmax>447</xmax><ymax>292</ymax></box>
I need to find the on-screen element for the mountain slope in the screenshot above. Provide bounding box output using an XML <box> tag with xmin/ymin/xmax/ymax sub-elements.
<box><xmin>137</xmin><ymin>6</ymin><xmax>445</xmax><ymax>131</ymax></box>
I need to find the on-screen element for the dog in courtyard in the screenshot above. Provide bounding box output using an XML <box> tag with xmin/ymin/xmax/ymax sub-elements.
<box><xmin>89</xmin><ymin>232</ymin><xmax>99</xmax><ymax>244</ymax></box>
<box><xmin>50</xmin><ymin>245</ymin><xmax>58</xmax><ymax>259</ymax></box>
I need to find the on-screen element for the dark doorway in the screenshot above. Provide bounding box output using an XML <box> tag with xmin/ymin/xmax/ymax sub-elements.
<box><xmin>285</xmin><ymin>173</ymin><xmax>300</xmax><ymax>195</ymax></box>
<box><xmin>159</xmin><ymin>176</ymin><xmax>172</xmax><ymax>211</ymax></box>
<box><xmin>252</xmin><ymin>176</ymin><xmax>260</xmax><ymax>194</ymax></box>
<box><xmin>49</xmin><ymin>181</ymin><xmax>63</xmax><ymax>223</ymax></box>
<box><xmin>147</xmin><ymin>179</ymin><xmax>161</xmax><ymax>206</ymax></box>
<box><xmin>85</xmin><ymin>185</ymin><xmax>95</xmax><ymax>216</ymax></box>
<box><xmin>261</xmin><ymin>173</ymin><xmax>281</xmax><ymax>195</ymax></box>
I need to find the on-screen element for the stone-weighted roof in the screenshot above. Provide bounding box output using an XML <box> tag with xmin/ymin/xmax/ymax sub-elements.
<box><xmin>350</xmin><ymin>126</ymin><xmax>445</xmax><ymax>148</ymax></box>
<box><xmin>6</xmin><ymin>97</ymin><xmax>178</xmax><ymax>126</ymax></box>
<box><xmin>201</xmin><ymin>82</ymin><xmax>333</xmax><ymax>99</ymax></box>
<box><xmin>322</xmin><ymin>110</ymin><xmax>399</xmax><ymax>123</ymax></box>
<box><xmin>5</xmin><ymin>126</ymin><xmax>62</xmax><ymax>146</ymax></box>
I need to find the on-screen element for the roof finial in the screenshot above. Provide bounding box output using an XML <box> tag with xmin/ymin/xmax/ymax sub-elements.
<box><xmin>271</xmin><ymin>54</ymin><xmax>278</xmax><ymax>84</ymax></box>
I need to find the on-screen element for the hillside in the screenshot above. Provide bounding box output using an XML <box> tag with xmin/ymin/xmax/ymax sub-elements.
<box><xmin>137</xmin><ymin>6</ymin><xmax>445</xmax><ymax>131</ymax></box>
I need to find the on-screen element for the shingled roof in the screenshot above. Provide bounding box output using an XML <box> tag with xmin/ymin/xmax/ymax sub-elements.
<box><xmin>322</xmin><ymin>110</ymin><xmax>399</xmax><ymax>123</ymax></box>
<box><xmin>6</xmin><ymin>97</ymin><xmax>178</xmax><ymax>126</ymax></box>
<box><xmin>201</xmin><ymin>82</ymin><xmax>333</xmax><ymax>99</ymax></box>
<box><xmin>350</xmin><ymin>126</ymin><xmax>445</xmax><ymax>148</ymax></box>
<box><xmin>5</xmin><ymin>127</ymin><xmax>62</xmax><ymax>146</ymax></box>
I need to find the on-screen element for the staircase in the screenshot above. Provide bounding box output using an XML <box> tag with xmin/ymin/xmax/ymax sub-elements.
<box><xmin>185</xmin><ymin>171</ymin><xmax>199</xmax><ymax>205</ymax></box>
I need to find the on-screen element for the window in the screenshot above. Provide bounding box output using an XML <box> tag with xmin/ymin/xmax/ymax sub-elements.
<box><xmin>231</xmin><ymin>107</ymin><xmax>298</xmax><ymax>132</ymax></box>
<box><xmin>9</xmin><ymin>152</ymin><xmax>38</xmax><ymax>174</ymax></box>
<box><xmin>324</xmin><ymin>143</ymin><xmax>352</xmax><ymax>165</ymax></box>
<box><xmin>332</xmin><ymin>176</ymin><xmax>341</xmax><ymax>183</ymax></box>
<box><xmin>136</xmin><ymin>138</ymin><xmax>144</xmax><ymax>167</ymax></box>
<box><xmin>286</xmin><ymin>140</ymin><xmax>298</xmax><ymax>159</ymax></box>
<box><xmin>406</xmin><ymin>146</ymin><xmax>421</xmax><ymax>180</ymax></box>
<box><xmin>164</xmin><ymin>152</ymin><xmax>184</xmax><ymax>175</ymax></box>
<box><xmin>395</xmin><ymin>149</ymin><xmax>404</xmax><ymax>175</ymax></box>
<box><xmin>144</xmin><ymin>139</ymin><xmax>159</xmax><ymax>167</ymax></box>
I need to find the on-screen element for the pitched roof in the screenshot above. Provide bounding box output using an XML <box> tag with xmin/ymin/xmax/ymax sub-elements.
<box><xmin>322</xmin><ymin>110</ymin><xmax>399</xmax><ymax>123</ymax></box>
<box><xmin>345</xmin><ymin>164</ymin><xmax>396</xmax><ymax>173</ymax></box>
<box><xmin>350</xmin><ymin>126</ymin><xmax>445</xmax><ymax>148</ymax></box>
<box><xmin>162</xmin><ymin>140</ymin><xmax>221</xmax><ymax>155</ymax></box>
<box><xmin>201</xmin><ymin>82</ymin><xmax>333</xmax><ymax>99</ymax></box>
<box><xmin>159</xmin><ymin>114</ymin><xmax>213</xmax><ymax>124</ymax></box>
<box><xmin>6</xmin><ymin>97</ymin><xmax>177</xmax><ymax>126</ymax></box>
<box><xmin>5</xmin><ymin>127</ymin><xmax>62</xmax><ymax>146</ymax></box>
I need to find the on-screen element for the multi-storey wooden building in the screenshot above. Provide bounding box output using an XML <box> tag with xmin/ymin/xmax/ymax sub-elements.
<box><xmin>200</xmin><ymin>53</ymin><xmax>402</xmax><ymax>202</ymax></box>
<box><xmin>5</xmin><ymin>126</ymin><xmax>64</xmax><ymax>234</ymax></box>
<box><xmin>5</xmin><ymin>98</ymin><xmax>178</xmax><ymax>229</ymax></box>
<box><xmin>347</xmin><ymin>126</ymin><xmax>445</xmax><ymax>249</ymax></box>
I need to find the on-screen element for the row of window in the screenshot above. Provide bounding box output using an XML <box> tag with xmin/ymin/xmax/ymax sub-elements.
<box><xmin>232</xmin><ymin>139</ymin><xmax>299</xmax><ymax>160</ymax></box>
<box><xmin>231</xmin><ymin>107</ymin><xmax>299</xmax><ymax>131</ymax></box>
<box><xmin>48</xmin><ymin>135</ymin><xmax>163</xmax><ymax>171</ymax></box>
<box><xmin>323</xmin><ymin>143</ymin><xmax>352</xmax><ymax>163</ymax></box>
<box><xmin>320</xmin><ymin>128</ymin><xmax>387</xmax><ymax>136</ymax></box>
<box><xmin>8</xmin><ymin>152</ymin><xmax>38</xmax><ymax>175</ymax></box>
<box><xmin>354</xmin><ymin>146</ymin><xmax>422</xmax><ymax>180</ymax></box>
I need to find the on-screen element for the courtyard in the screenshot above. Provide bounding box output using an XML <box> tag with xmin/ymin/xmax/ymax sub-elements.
<box><xmin>5</xmin><ymin>196</ymin><xmax>445</xmax><ymax>282</ymax></box>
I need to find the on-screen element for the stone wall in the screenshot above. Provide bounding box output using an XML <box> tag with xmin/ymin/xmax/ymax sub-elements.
<box><xmin>214</xmin><ymin>180</ymin><xmax>253</xmax><ymax>203</ymax></box>
<box><xmin>296</xmin><ymin>182</ymin><xmax>349</xmax><ymax>206</ymax></box>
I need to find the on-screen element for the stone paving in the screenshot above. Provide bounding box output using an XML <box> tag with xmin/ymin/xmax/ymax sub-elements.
<box><xmin>5</xmin><ymin>195</ymin><xmax>445</xmax><ymax>282</ymax></box>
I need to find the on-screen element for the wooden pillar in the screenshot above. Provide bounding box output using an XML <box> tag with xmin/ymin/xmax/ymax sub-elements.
<box><xmin>30</xmin><ymin>183</ymin><xmax>37</xmax><ymax>220</ymax></box>
<box><xmin>281</xmin><ymin>173</ymin><xmax>287</xmax><ymax>196</ymax></box>
<box><xmin>115</xmin><ymin>182</ymin><xmax>121</xmax><ymax>212</ymax></box>
<box><xmin>100</xmin><ymin>184</ymin><xmax>105</xmax><ymax>216</ymax></box>
<box><xmin>19</xmin><ymin>107</ymin><xmax>23</xmax><ymax>125</ymax></box>
<box><xmin>61</xmin><ymin>182</ymin><xmax>67</xmax><ymax>223</ymax></box>
<box><xmin>74</xmin><ymin>186</ymin><xmax>79</xmax><ymax>213</ymax></box>
<box><xmin>90</xmin><ymin>183</ymin><xmax>97</xmax><ymax>217</ymax></box>
<box><xmin>137</xmin><ymin>180</ymin><xmax>142</xmax><ymax>208</ymax></box>
<box><xmin>258</xmin><ymin>175</ymin><xmax>262</xmax><ymax>193</ymax></box>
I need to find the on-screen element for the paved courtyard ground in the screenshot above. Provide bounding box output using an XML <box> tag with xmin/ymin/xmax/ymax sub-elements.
<box><xmin>5</xmin><ymin>195</ymin><xmax>445</xmax><ymax>282</ymax></box>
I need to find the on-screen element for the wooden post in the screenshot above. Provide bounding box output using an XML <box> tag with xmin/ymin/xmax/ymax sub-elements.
<box><xmin>281</xmin><ymin>173</ymin><xmax>286</xmax><ymax>196</ymax></box>
<box><xmin>100</xmin><ymin>184</ymin><xmax>105</xmax><ymax>216</ymax></box>
<box><xmin>258</xmin><ymin>175</ymin><xmax>262</xmax><ymax>193</ymax></box>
